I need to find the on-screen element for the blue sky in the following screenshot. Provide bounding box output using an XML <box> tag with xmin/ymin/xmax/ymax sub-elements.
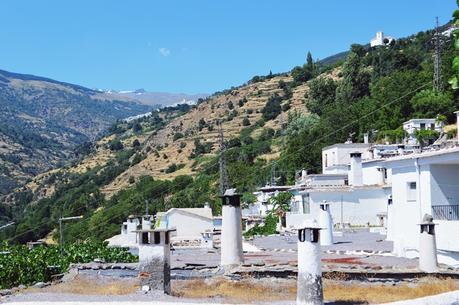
<box><xmin>0</xmin><ymin>1</ymin><xmax>456</xmax><ymax>94</ymax></box>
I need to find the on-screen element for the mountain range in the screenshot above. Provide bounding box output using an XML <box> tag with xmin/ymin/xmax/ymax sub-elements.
<box><xmin>0</xmin><ymin>69</ymin><xmax>155</xmax><ymax>195</ymax></box>
<box><xmin>99</xmin><ymin>89</ymin><xmax>209</xmax><ymax>107</ymax></box>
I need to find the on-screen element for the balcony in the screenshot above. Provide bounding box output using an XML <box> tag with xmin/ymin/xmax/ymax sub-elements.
<box><xmin>432</xmin><ymin>205</ymin><xmax>459</xmax><ymax>221</ymax></box>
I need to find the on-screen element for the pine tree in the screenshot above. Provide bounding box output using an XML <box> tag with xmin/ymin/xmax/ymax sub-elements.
<box><xmin>306</xmin><ymin>51</ymin><xmax>314</xmax><ymax>73</ymax></box>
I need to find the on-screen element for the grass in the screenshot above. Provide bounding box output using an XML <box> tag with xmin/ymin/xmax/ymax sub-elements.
<box><xmin>173</xmin><ymin>278</ymin><xmax>295</xmax><ymax>302</ymax></box>
<box><xmin>173</xmin><ymin>276</ymin><xmax>459</xmax><ymax>304</ymax></box>
<box><xmin>27</xmin><ymin>276</ymin><xmax>139</xmax><ymax>296</ymax></box>
<box><xmin>324</xmin><ymin>277</ymin><xmax>459</xmax><ymax>304</ymax></box>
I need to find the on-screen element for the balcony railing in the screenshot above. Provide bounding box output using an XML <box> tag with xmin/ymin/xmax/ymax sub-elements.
<box><xmin>432</xmin><ymin>205</ymin><xmax>459</xmax><ymax>221</ymax></box>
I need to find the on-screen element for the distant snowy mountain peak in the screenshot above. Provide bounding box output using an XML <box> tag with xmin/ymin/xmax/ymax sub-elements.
<box><xmin>97</xmin><ymin>89</ymin><xmax>209</xmax><ymax>107</ymax></box>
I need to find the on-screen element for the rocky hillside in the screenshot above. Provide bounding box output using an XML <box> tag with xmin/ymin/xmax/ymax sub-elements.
<box><xmin>0</xmin><ymin>69</ymin><xmax>152</xmax><ymax>194</ymax></box>
<box><xmin>11</xmin><ymin>68</ymin><xmax>340</xmax><ymax>205</ymax></box>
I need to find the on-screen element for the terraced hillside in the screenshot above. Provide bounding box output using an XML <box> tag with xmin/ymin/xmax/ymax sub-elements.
<box><xmin>0</xmin><ymin>69</ymin><xmax>152</xmax><ymax>195</ymax></box>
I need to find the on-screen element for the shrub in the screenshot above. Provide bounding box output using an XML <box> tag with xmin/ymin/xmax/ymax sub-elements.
<box><xmin>132</xmin><ymin>139</ymin><xmax>140</xmax><ymax>148</ymax></box>
<box><xmin>261</xmin><ymin>94</ymin><xmax>282</xmax><ymax>121</ymax></box>
<box><xmin>173</xmin><ymin>132</ymin><xmax>184</xmax><ymax>141</ymax></box>
<box><xmin>109</xmin><ymin>139</ymin><xmax>124</xmax><ymax>151</ymax></box>
<box><xmin>242</xmin><ymin>117</ymin><xmax>251</xmax><ymax>126</ymax></box>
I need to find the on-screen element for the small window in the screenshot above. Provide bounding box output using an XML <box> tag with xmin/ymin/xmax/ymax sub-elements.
<box><xmin>142</xmin><ymin>232</ymin><xmax>149</xmax><ymax>244</ymax></box>
<box><xmin>154</xmin><ymin>231</ymin><xmax>161</xmax><ymax>244</ymax></box>
<box><xmin>430</xmin><ymin>123</ymin><xmax>435</xmax><ymax>130</ymax></box>
<box><xmin>302</xmin><ymin>195</ymin><xmax>310</xmax><ymax>214</ymax></box>
<box><xmin>420</xmin><ymin>123</ymin><xmax>425</xmax><ymax>130</ymax></box>
<box><xmin>407</xmin><ymin>182</ymin><xmax>417</xmax><ymax>202</ymax></box>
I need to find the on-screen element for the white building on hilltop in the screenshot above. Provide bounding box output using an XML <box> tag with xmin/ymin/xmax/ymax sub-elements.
<box><xmin>371</xmin><ymin>31</ymin><xmax>394</xmax><ymax>47</ymax></box>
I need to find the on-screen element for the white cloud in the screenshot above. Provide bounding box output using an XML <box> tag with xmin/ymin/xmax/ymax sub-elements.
<box><xmin>159</xmin><ymin>47</ymin><xmax>171</xmax><ymax>57</ymax></box>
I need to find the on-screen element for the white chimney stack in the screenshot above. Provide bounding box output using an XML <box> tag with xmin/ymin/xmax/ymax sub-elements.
<box><xmin>419</xmin><ymin>215</ymin><xmax>438</xmax><ymax>273</ymax></box>
<box><xmin>220</xmin><ymin>189</ymin><xmax>244</xmax><ymax>269</ymax></box>
<box><xmin>318</xmin><ymin>201</ymin><xmax>333</xmax><ymax>246</ymax></box>
<box><xmin>349</xmin><ymin>152</ymin><xmax>363</xmax><ymax>186</ymax></box>
<box><xmin>363</xmin><ymin>132</ymin><xmax>369</xmax><ymax>144</ymax></box>
<box><xmin>297</xmin><ymin>224</ymin><xmax>323</xmax><ymax>305</ymax></box>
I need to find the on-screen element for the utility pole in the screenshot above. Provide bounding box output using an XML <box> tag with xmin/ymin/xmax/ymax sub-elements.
<box><xmin>218</xmin><ymin>121</ymin><xmax>230</xmax><ymax>196</ymax></box>
<box><xmin>59</xmin><ymin>215</ymin><xmax>83</xmax><ymax>254</ymax></box>
<box><xmin>433</xmin><ymin>16</ymin><xmax>443</xmax><ymax>92</ymax></box>
<box><xmin>270</xmin><ymin>162</ymin><xmax>277</xmax><ymax>186</ymax></box>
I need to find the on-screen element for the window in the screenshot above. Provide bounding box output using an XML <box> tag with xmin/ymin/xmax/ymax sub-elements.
<box><xmin>302</xmin><ymin>194</ymin><xmax>310</xmax><ymax>214</ymax></box>
<box><xmin>154</xmin><ymin>231</ymin><xmax>161</xmax><ymax>244</ymax></box>
<box><xmin>142</xmin><ymin>232</ymin><xmax>149</xmax><ymax>244</ymax></box>
<box><xmin>420</xmin><ymin>123</ymin><xmax>426</xmax><ymax>130</ymax></box>
<box><xmin>430</xmin><ymin>123</ymin><xmax>435</xmax><ymax>130</ymax></box>
<box><xmin>407</xmin><ymin>182</ymin><xmax>417</xmax><ymax>202</ymax></box>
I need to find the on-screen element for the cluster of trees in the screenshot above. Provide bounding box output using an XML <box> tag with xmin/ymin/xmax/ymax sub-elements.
<box><xmin>291</xmin><ymin>52</ymin><xmax>319</xmax><ymax>86</ymax></box>
<box><xmin>278</xmin><ymin>29</ymin><xmax>459</xmax><ymax>183</ymax></box>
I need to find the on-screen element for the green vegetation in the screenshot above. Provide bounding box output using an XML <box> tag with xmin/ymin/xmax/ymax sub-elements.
<box><xmin>261</xmin><ymin>94</ymin><xmax>282</xmax><ymax>120</ymax></box>
<box><xmin>0</xmin><ymin>240</ymin><xmax>136</xmax><ymax>289</ymax></box>
<box><xmin>3</xmin><ymin>22</ymin><xmax>459</xmax><ymax>252</ymax></box>
<box><xmin>244</xmin><ymin>192</ymin><xmax>292</xmax><ymax>237</ymax></box>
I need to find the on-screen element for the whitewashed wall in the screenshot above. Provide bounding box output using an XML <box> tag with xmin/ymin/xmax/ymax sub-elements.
<box><xmin>165</xmin><ymin>212</ymin><xmax>213</xmax><ymax>239</ymax></box>
<box><xmin>287</xmin><ymin>187</ymin><xmax>389</xmax><ymax>229</ymax></box>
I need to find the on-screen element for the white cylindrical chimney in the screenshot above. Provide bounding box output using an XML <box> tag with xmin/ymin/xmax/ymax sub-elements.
<box><xmin>318</xmin><ymin>201</ymin><xmax>333</xmax><ymax>246</ymax></box>
<box><xmin>419</xmin><ymin>215</ymin><xmax>438</xmax><ymax>273</ymax></box>
<box><xmin>297</xmin><ymin>226</ymin><xmax>323</xmax><ymax>305</ymax></box>
<box><xmin>220</xmin><ymin>189</ymin><xmax>244</xmax><ymax>268</ymax></box>
<box><xmin>349</xmin><ymin>152</ymin><xmax>363</xmax><ymax>186</ymax></box>
<box><xmin>142</xmin><ymin>215</ymin><xmax>153</xmax><ymax>230</ymax></box>
<box><xmin>363</xmin><ymin>133</ymin><xmax>369</xmax><ymax>144</ymax></box>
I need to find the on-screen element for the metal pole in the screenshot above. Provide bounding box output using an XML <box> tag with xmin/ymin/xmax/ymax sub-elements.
<box><xmin>340</xmin><ymin>195</ymin><xmax>344</xmax><ymax>231</ymax></box>
<box><xmin>59</xmin><ymin>218</ymin><xmax>63</xmax><ymax>254</ymax></box>
<box><xmin>59</xmin><ymin>216</ymin><xmax>83</xmax><ymax>254</ymax></box>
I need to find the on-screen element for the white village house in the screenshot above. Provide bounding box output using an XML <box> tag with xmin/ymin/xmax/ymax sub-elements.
<box><xmin>384</xmin><ymin>147</ymin><xmax>459</xmax><ymax>266</ymax></box>
<box><xmin>283</xmin><ymin>112</ymin><xmax>459</xmax><ymax>266</ymax></box>
<box><xmin>156</xmin><ymin>206</ymin><xmax>214</xmax><ymax>247</ymax></box>
<box><xmin>107</xmin><ymin>206</ymin><xmax>215</xmax><ymax>249</ymax></box>
<box><xmin>403</xmin><ymin>118</ymin><xmax>443</xmax><ymax>145</ymax></box>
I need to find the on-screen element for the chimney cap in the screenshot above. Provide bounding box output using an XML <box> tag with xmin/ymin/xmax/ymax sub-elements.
<box><xmin>220</xmin><ymin>188</ymin><xmax>241</xmax><ymax>198</ymax></box>
<box><xmin>418</xmin><ymin>214</ymin><xmax>437</xmax><ymax>225</ymax></box>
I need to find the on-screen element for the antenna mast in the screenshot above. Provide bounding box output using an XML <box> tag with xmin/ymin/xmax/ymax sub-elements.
<box><xmin>433</xmin><ymin>16</ymin><xmax>443</xmax><ymax>92</ymax></box>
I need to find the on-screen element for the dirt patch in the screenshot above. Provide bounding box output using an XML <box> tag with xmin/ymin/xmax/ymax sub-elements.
<box><xmin>26</xmin><ymin>275</ymin><xmax>139</xmax><ymax>295</ymax></box>
<box><xmin>173</xmin><ymin>276</ymin><xmax>459</xmax><ymax>304</ymax></box>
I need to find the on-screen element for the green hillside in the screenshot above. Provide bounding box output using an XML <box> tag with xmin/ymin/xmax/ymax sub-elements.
<box><xmin>2</xmin><ymin>24</ymin><xmax>459</xmax><ymax>244</ymax></box>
